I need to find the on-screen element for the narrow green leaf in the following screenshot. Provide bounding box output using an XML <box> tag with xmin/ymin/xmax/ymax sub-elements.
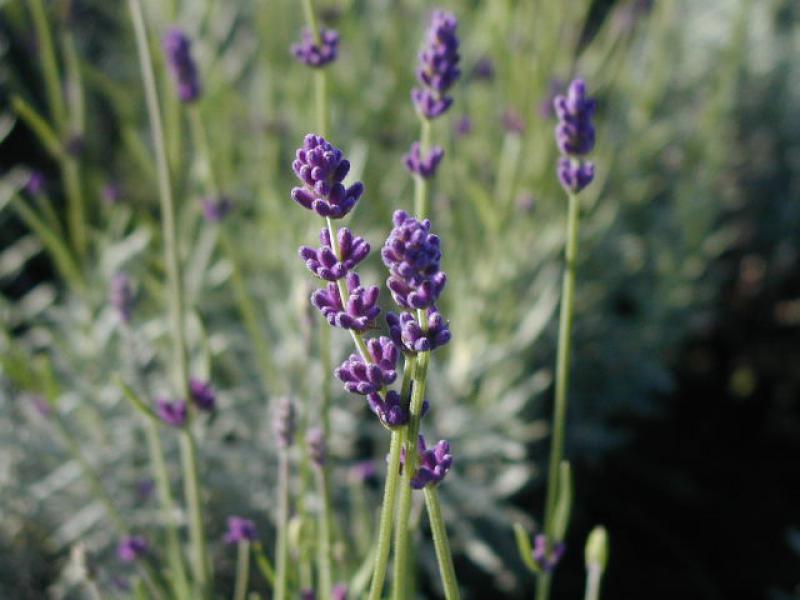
<box><xmin>513</xmin><ymin>522</ymin><xmax>541</xmax><ymax>574</ymax></box>
<box><xmin>115</xmin><ymin>375</ymin><xmax>158</xmax><ymax>421</ymax></box>
<box><xmin>10</xmin><ymin>95</ymin><xmax>63</xmax><ymax>158</ymax></box>
<box><xmin>553</xmin><ymin>461</ymin><xmax>573</xmax><ymax>542</ymax></box>
<box><xmin>252</xmin><ymin>542</ymin><xmax>275</xmax><ymax>587</ymax></box>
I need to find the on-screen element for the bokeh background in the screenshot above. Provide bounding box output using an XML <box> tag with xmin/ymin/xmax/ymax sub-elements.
<box><xmin>1</xmin><ymin>0</ymin><xmax>799</xmax><ymax>598</ymax></box>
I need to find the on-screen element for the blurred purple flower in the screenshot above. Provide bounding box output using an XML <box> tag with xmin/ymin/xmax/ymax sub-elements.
<box><xmin>412</xmin><ymin>10</ymin><xmax>461</xmax><ymax>119</ymax></box>
<box><xmin>155</xmin><ymin>398</ymin><xmax>187</xmax><ymax>427</ymax></box>
<box><xmin>332</xmin><ymin>584</ymin><xmax>348</xmax><ymax>600</ymax></box>
<box><xmin>471</xmin><ymin>56</ymin><xmax>494</xmax><ymax>81</ymax></box>
<box><xmin>163</xmin><ymin>27</ymin><xmax>201</xmax><ymax>103</ymax></box>
<box><xmin>292</xmin><ymin>28</ymin><xmax>339</xmax><ymax>68</ymax></box>
<box><xmin>554</xmin><ymin>79</ymin><xmax>596</xmax><ymax>193</ymax></box>
<box><xmin>224</xmin><ymin>516</ymin><xmax>258</xmax><ymax>544</ymax></box>
<box><xmin>404</xmin><ymin>142</ymin><xmax>445</xmax><ymax>179</ymax></box>
<box><xmin>189</xmin><ymin>378</ymin><xmax>215</xmax><ymax>412</ymax></box>
<box><xmin>502</xmin><ymin>108</ymin><xmax>525</xmax><ymax>136</ymax></box>
<box><xmin>349</xmin><ymin>460</ymin><xmax>377</xmax><ymax>484</ymax></box>
<box><xmin>454</xmin><ymin>115</ymin><xmax>472</xmax><ymax>136</ymax></box>
<box><xmin>25</xmin><ymin>171</ymin><xmax>46</xmax><ymax>195</ymax></box>
<box><xmin>201</xmin><ymin>195</ymin><xmax>234</xmax><ymax>223</ymax></box>
<box><xmin>103</xmin><ymin>182</ymin><xmax>123</xmax><ymax>204</ymax></box>
<box><xmin>117</xmin><ymin>536</ymin><xmax>148</xmax><ymax>562</ymax></box>
<box><xmin>533</xmin><ymin>534</ymin><xmax>566</xmax><ymax>572</ymax></box>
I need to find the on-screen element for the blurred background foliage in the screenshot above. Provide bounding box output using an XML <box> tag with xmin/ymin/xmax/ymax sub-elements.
<box><xmin>0</xmin><ymin>0</ymin><xmax>799</xmax><ymax>598</ymax></box>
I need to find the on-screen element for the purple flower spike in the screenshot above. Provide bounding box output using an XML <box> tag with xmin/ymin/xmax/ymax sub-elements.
<box><xmin>189</xmin><ymin>378</ymin><xmax>215</xmax><ymax>412</ymax></box>
<box><xmin>557</xmin><ymin>158</ymin><xmax>595</xmax><ymax>194</ymax></box>
<box><xmin>299</xmin><ymin>227</ymin><xmax>370</xmax><ymax>281</ymax></box>
<box><xmin>291</xmin><ymin>134</ymin><xmax>364</xmax><ymax>219</ymax></box>
<box><xmin>26</xmin><ymin>171</ymin><xmax>46</xmax><ymax>195</ymax></box>
<box><xmin>155</xmin><ymin>398</ymin><xmax>187</xmax><ymax>427</ymax></box>
<box><xmin>109</xmin><ymin>273</ymin><xmax>135</xmax><ymax>323</ymax></box>
<box><xmin>367</xmin><ymin>390</ymin><xmax>409</xmax><ymax>428</ymax></box>
<box><xmin>311</xmin><ymin>272</ymin><xmax>380</xmax><ymax>332</ymax></box>
<box><xmin>408</xmin><ymin>435</ymin><xmax>452</xmax><ymax>489</ymax></box>
<box><xmin>386</xmin><ymin>308</ymin><xmax>451</xmax><ymax>354</ymax></box>
<box><xmin>292</xmin><ymin>28</ymin><xmax>339</xmax><ymax>68</ymax></box>
<box><xmin>274</xmin><ymin>397</ymin><xmax>296</xmax><ymax>449</ymax></box>
<box><xmin>412</xmin><ymin>10</ymin><xmax>461</xmax><ymax>120</ymax></box>
<box><xmin>532</xmin><ymin>534</ymin><xmax>566</xmax><ymax>572</ymax></box>
<box><xmin>117</xmin><ymin>536</ymin><xmax>148</xmax><ymax>562</ymax></box>
<box><xmin>335</xmin><ymin>336</ymin><xmax>399</xmax><ymax>395</ymax></box>
<box><xmin>554</xmin><ymin>79</ymin><xmax>596</xmax><ymax>157</ymax></box>
<box><xmin>163</xmin><ymin>27</ymin><xmax>201</xmax><ymax>103</ymax></box>
<box><xmin>224</xmin><ymin>516</ymin><xmax>258</xmax><ymax>544</ymax></box>
<box><xmin>306</xmin><ymin>427</ymin><xmax>326</xmax><ymax>466</ymax></box>
<box><xmin>404</xmin><ymin>142</ymin><xmax>445</xmax><ymax>179</ymax></box>
<box><xmin>201</xmin><ymin>195</ymin><xmax>234</xmax><ymax>223</ymax></box>
<box><xmin>332</xmin><ymin>584</ymin><xmax>348</xmax><ymax>600</ymax></box>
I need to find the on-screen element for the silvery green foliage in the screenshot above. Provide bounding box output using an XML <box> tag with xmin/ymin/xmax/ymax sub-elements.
<box><xmin>0</xmin><ymin>0</ymin><xmax>795</xmax><ymax>595</ymax></box>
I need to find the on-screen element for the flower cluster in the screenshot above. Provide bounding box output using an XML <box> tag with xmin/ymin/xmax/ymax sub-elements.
<box><xmin>335</xmin><ymin>337</ymin><xmax>398</xmax><ymax>395</ymax></box>
<box><xmin>404</xmin><ymin>142</ymin><xmax>445</xmax><ymax>179</ymax></box>
<box><xmin>189</xmin><ymin>378</ymin><xmax>216</xmax><ymax>412</ymax></box>
<box><xmin>224</xmin><ymin>516</ymin><xmax>258</xmax><ymax>544</ymax></box>
<box><xmin>292</xmin><ymin>134</ymin><xmax>364</xmax><ymax>219</ymax></box>
<box><xmin>155</xmin><ymin>397</ymin><xmax>187</xmax><ymax>427</ymax></box>
<box><xmin>554</xmin><ymin>79</ymin><xmax>596</xmax><ymax>193</ymax></box>
<box><xmin>311</xmin><ymin>273</ymin><xmax>380</xmax><ymax>332</ymax></box>
<box><xmin>400</xmin><ymin>435</ymin><xmax>453</xmax><ymax>489</ymax></box>
<box><xmin>412</xmin><ymin>10</ymin><xmax>461</xmax><ymax>120</ymax></box>
<box><xmin>300</xmin><ymin>227</ymin><xmax>370</xmax><ymax>281</ymax></box>
<box><xmin>386</xmin><ymin>309</ymin><xmax>451</xmax><ymax>354</ymax></box>
<box><xmin>162</xmin><ymin>28</ymin><xmax>201</xmax><ymax>103</ymax></box>
<box><xmin>292</xmin><ymin>28</ymin><xmax>339</xmax><ymax>68</ymax></box>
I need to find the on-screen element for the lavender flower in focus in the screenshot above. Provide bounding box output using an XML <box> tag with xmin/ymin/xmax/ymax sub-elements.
<box><xmin>117</xmin><ymin>536</ymin><xmax>148</xmax><ymax>562</ymax></box>
<box><xmin>335</xmin><ymin>337</ymin><xmax>399</xmax><ymax>394</ymax></box>
<box><xmin>163</xmin><ymin>27</ymin><xmax>201</xmax><ymax>103</ymax></box>
<box><xmin>292</xmin><ymin>28</ymin><xmax>339</xmax><ymax>68</ymax></box>
<box><xmin>412</xmin><ymin>10</ymin><xmax>461</xmax><ymax>119</ymax></box>
<box><xmin>554</xmin><ymin>79</ymin><xmax>596</xmax><ymax>193</ymax></box>
<box><xmin>532</xmin><ymin>534</ymin><xmax>566</xmax><ymax>572</ymax></box>
<box><xmin>291</xmin><ymin>134</ymin><xmax>364</xmax><ymax>219</ymax></box>
<box><xmin>306</xmin><ymin>427</ymin><xmax>326</xmax><ymax>466</ymax></box>
<box><xmin>404</xmin><ymin>142</ymin><xmax>445</xmax><ymax>178</ymax></box>
<box><xmin>299</xmin><ymin>227</ymin><xmax>370</xmax><ymax>281</ymax></box>
<box><xmin>401</xmin><ymin>435</ymin><xmax>453</xmax><ymax>489</ymax></box>
<box><xmin>386</xmin><ymin>309</ymin><xmax>451</xmax><ymax>354</ymax></box>
<box><xmin>367</xmin><ymin>390</ymin><xmax>409</xmax><ymax>428</ymax></box>
<box><xmin>224</xmin><ymin>516</ymin><xmax>258</xmax><ymax>544</ymax></box>
<box><xmin>201</xmin><ymin>195</ymin><xmax>234</xmax><ymax>223</ymax></box>
<box><xmin>109</xmin><ymin>273</ymin><xmax>135</xmax><ymax>323</ymax></box>
<box><xmin>274</xmin><ymin>397</ymin><xmax>296</xmax><ymax>449</ymax></box>
<box><xmin>311</xmin><ymin>272</ymin><xmax>380</xmax><ymax>331</ymax></box>
<box><xmin>25</xmin><ymin>171</ymin><xmax>46</xmax><ymax>195</ymax></box>
<box><xmin>155</xmin><ymin>398</ymin><xmax>187</xmax><ymax>427</ymax></box>
<box><xmin>189</xmin><ymin>378</ymin><xmax>215</xmax><ymax>411</ymax></box>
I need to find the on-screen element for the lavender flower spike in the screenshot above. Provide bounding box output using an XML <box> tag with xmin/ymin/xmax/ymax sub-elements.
<box><xmin>386</xmin><ymin>308</ymin><xmax>451</xmax><ymax>354</ymax></box>
<box><xmin>155</xmin><ymin>398</ymin><xmax>187</xmax><ymax>427</ymax></box>
<box><xmin>306</xmin><ymin>427</ymin><xmax>326</xmax><ymax>466</ymax></box>
<box><xmin>367</xmin><ymin>390</ymin><xmax>409</xmax><ymax>428</ymax></box>
<box><xmin>163</xmin><ymin>27</ymin><xmax>201</xmax><ymax>103</ymax></box>
<box><xmin>292</xmin><ymin>28</ymin><xmax>339</xmax><ymax>68</ymax></box>
<box><xmin>554</xmin><ymin>78</ymin><xmax>596</xmax><ymax>193</ymax></box>
<box><xmin>189</xmin><ymin>378</ymin><xmax>215</xmax><ymax>412</ymax></box>
<box><xmin>404</xmin><ymin>142</ymin><xmax>445</xmax><ymax>178</ymax></box>
<box><xmin>274</xmin><ymin>397</ymin><xmax>296</xmax><ymax>449</ymax></box>
<box><xmin>532</xmin><ymin>534</ymin><xmax>566</xmax><ymax>572</ymax></box>
<box><xmin>406</xmin><ymin>435</ymin><xmax>453</xmax><ymax>489</ymax></box>
<box><xmin>335</xmin><ymin>337</ymin><xmax>399</xmax><ymax>395</ymax></box>
<box><xmin>291</xmin><ymin>134</ymin><xmax>364</xmax><ymax>219</ymax></box>
<box><xmin>412</xmin><ymin>10</ymin><xmax>461</xmax><ymax>119</ymax></box>
<box><xmin>299</xmin><ymin>227</ymin><xmax>370</xmax><ymax>281</ymax></box>
<box><xmin>117</xmin><ymin>536</ymin><xmax>148</xmax><ymax>562</ymax></box>
<box><xmin>311</xmin><ymin>272</ymin><xmax>380</xmax><ymax>332</ymax></box>
<box><xmin>224</xmin><ymin>516</ymin><xmax>258</xmax><ymax>544</ymax></box>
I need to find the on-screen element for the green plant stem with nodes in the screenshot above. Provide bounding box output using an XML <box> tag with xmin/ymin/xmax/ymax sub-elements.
<box><xmin>414</xmin><ymin>118</ymin><xmax>432</xmax><ymax>219</ymax></box>
<box><xmin>367</xmin><ymin>356</ymin><xmax>414</xmax><ymax>600</ymax></box>
<box><xmin>233</xmin><ymin>540</ymin><xmax>251</xmax><ymax>600</ymax></box>
<box><xmin>274</xmin><ymin>452</ymin><xmax>290</xmax><ymax>600</ymax></box>
<box><xmin>537</xmin><ymin>190</ymin><xmax>582</xmax><ymax>600</ymax></box>
<box><xmin>314</xmin><ymin>464</ymin><xmax>334</xmax><ymax>600</ymax></box>
<box><xmin>128</xmin><ymin>0</ymin><xmax>209</xmax><ymax>594</ymax></box>
<box><xmin>423</xmin><ymin>487</ymin><xmax>461</xmax><ymax>600</ymax></box>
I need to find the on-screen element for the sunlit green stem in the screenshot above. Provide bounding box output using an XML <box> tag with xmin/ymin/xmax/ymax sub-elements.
<box><xmin>274</xmin><ymin>452</ymin><xmax>290</xmax><ymax>600</ymax></box>
<box><xmin>28</xmin><ymin>0</ymin><xmax>66</xmax><ymax>129</ymax></box>
<box><xmin>128</xmin><ymin>0</ymin><xmax>209</xmax><ymax>593</ymax></box>
<box><xmin>234</xmin><ymin>540</ymin><xmax>251</xmax><ymax>600</ymax></box>
<box><xmin>414</xmin><ymin>118</ymin><xmax>432</xmax><ymax>219</ymax></box>
<box><xmin>314</xmin><ymin>464</ymin><xmax>333</xmax><ymax>600</ymax></box>
<box><xmin>584</xmin><ymin>566</ymin><xmax>603</xmax><ymax>600</ymax></box>
<box><xmin>423</xmin><ymin>487</ymin><xmax>461</xmax><ymax>600</ymax></box>
<box><xmin>538</xmin><ymin>190</ymin><xmax>581</xmax><ymax>600</ymax></box>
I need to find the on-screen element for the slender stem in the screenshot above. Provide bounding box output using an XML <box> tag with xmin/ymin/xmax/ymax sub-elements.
<box><xmin>301</xmin><ymin>0</ymin><xmax>322</xmax><ymax>45</ymax></box>
<box><xmin>28</xmin><ymin>0</ymin><xmax>66</xmax><ymax>129</ymax></box>
<box><xmin>423</xmin><ymin>487</ymin><xmax>461</xmax><ymax>600</ymax></box>
<box><xmin>538</xmin><ymin>190</ymin><xmax>581</xmax><ymax>600</ymax></box>
<box><xmin>62</xmin><ymin>156</ymin><xmax>87</xmax><ymax>260</ymax></box>
<box><xmin>584</xmin><ymin>566</ymin><xmax>603</xmax><ymax>600</ymax></box>
<box><xmin>128</xmin><ymin>0</ymin><xmax>209</xmax><ymax>592</ymax></box>
<box><xmin>414</xmin><ymin>119</ymin><xmax>432</xmax><ymax>219</ymax></box>
<box><xmin>367</xmin><ymin>429</ymin><xmax>404</xmax><ymax>600</ymax></box>
<box><xmin>392</xmin><ymin>350</ymin><xmax>430</xmax><ymax>600</ymax></box>
<box><xmin>189</xmin><ymin>106</ymin><xmax>219</xmax><ymax>196</ymax></box>
<box><xmin>233</xmin><ymin>541</ymin><xmax>251</xmax><ymax>600</ymax></box>
<box><xmin>315</xmin><ymin>71</ymin><xmax>328</xmax><ymax>137</ymax></box>
<box><xmin>274</xmin><ymin>452</ymin><xmax>290</xmax><ymax>600</ymax></box>
<box><xmin>315</xmin><ymin>465</ymin><xmax>333</xmax><ymax>600</ymax></box>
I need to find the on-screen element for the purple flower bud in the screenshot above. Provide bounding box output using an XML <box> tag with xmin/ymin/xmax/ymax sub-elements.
<box><xmin>201</xmin><ymin>195</ymin><xmax>234</xmax><ymax>223</ymax></box>
<box><xmin>532</xmin><ymin>534</ymin><xmax>566</xmax><ymax>572</ymax></box>
<box><xmin>400</xmin><ymin>435</ymin><xmax>452</xmax><ymax>489</ymax></box>
<box><xmin>109</xmin><ymin>273</ymin><xmax>135</xmax><ymax>323</ymax></box>
<box><xmin>332</xmin><ymin>584</ymin><xmax>348</xmax><ymax>600</ymax></box>
<box><xmin>386</xmin><ymin>308</ymin><xmax>451</xmax><ymax>354</ymax></box>
<box><xmin>163</xmin><ymin>27</ymin><xmax>201</xmax><ymax>103</ymax></box>
<box><xmin>412</xmin><ymin>10</ymin><xmax>461</xmax><ymax>120</ymax></box>
<box><xmin>306</xmin><ymin>427</ymin><xmax>326</xmax><ymax>466</ymax></box>
<box><xmin>274</xmin><ymin>397</ymin><xmax>296</xmax><ymax>449</ymax></box>
<box><xmin>367</xmin><ymin>390</ymin><xmax>409</xmax><ymax>428</ymax></box>
<box><xmin>404</xmin><ymin>142</ymin><xmax>445</xmax><ymax>179</ymax></box>
<box><xmin>335</xmin><ymin>337</ymin><xmax>398</xmax><ymax>395</ymax></box>
<box><xmin>299</xmin><ymin>227</ymin><xmax>370</xmax><ymax>281</ymax></box>
<box><xmin>292</xmin><ymin>28</ymin><xmax>339</xmax><ymax>68</ymax></box>
<box><xmin>557</xmin><ymin>157</ymin><xmax>595</xmax><ymax>194</ymax></box>
<box><xmin>291</xmin><ymin>134</ymin><xmax>364</xmax><ymax>219</ymax></box>
<box><xmin>502</xmin><ymin>108</ymin><xmax>525</xmax><ymax>136</ymax></box>
<box><xmin>311</xmin><ymin>272</ymin><xmax>380</xmax><ymax>332</ymax></box>
<box><xmin>554</xmin><ymin>79</ymin><xmax>596</xmax><ymax>157</ymax></box>
<box><xmin>454</xmin><ymin>115</ymin><xmax>472</xmax><ymax>136</ymax></box>
<box><xmin>224</xmin><ymin>516</ymin><xmax>258</xmax><ymax>544</ymax></box>
<box><xmin>189</xmin><ymin>378</ymin><xmax>215</xmax><ymax>412</ymax></box>
<box><xmin>103</xmin><ymin>182</ymin><xmax>123</xmax><ymax>204</ymax></box>
<box><xmin>155</xmin><ymin>398</ymin><xmax>187</xmax><ymax>427</ymax></box>
<box><xmin>25</xmin><ymin>171</ymin><xmax>46</xmax><ymax>195</ymax></box>
<box><xmin>117</xmin><ymin>536</ymin><xmax>148</xmax><ymax>562</ymax></box>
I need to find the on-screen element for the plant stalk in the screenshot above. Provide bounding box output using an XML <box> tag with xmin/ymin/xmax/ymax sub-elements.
<box><xmin>274</xmin><ymin>452</ymin><xmax>290</xmax><ymax>600</ymax></box>
<box><xmin>423</xmin><ymin>487</ymin><xmax>461</xmax><ymax>600</ymax></box>
<box><xmin>414</xmin><ymin>118</ymin><xmax>432</xmax><ymax>219</ymax></box>
<box><xmin>233</xmin><ymin>540</ymin><xmax>251</xmax><ymax>600</ymax></box>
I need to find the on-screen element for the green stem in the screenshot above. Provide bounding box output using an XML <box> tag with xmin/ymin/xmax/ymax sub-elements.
<box><xmin>414</xmin><ymin>119</ymin><xmax>432</xmax><ymax>219</ymax></box>
<box><xmin>233</xmin><ymin>541</ymin><xmax>251</xmax><ymax>600</ymax></box>
<box><xmin>274</xmin><ymin>453</ymin><xmax>290</xmax><ymax>600</ymax></box>
<box><xmin>62</xmin><ymin>156</ymin><xmax>87</xmax><ymax>260</ymax></box>
<box><xmin>584</xmin><ymin>566</ymin><xmax>603</xmax><ymax>600</ymax></box>
<box><xmin>423</xmin><ymin>487</ymin><xmax>461</xmax><ymax>600</ymax></box>
<box><xmin>301</xmin><ymin>0</ymin><xmax>322</xmax><ymax>45</ymax></box>
<box><xmin>128</xmin><ymin>0</ymin><xmax>209</xmax><ymax>592</ymax></box>
<box><xmin>315</xmin><ymin>465</ymin><xmax>333</xmax><ymax>600</ymax></box>
<box><xmin>392</xmin><ymin>350</ymin><xmax>430</xmax><ymax>600</ymax></box>
<box><xmin>539</xmin><ymin>190</ymin><xmax>581</xmax><ymax>600</ymax></box>
<box><xmin>315</xmin><ymin>71</ymin><xmax>328</xmax><ymax>137</ymax></box>
<box><xmin>28</xmin><ymin>0</ymin><xmax>66</xmax><ymax>129</ymax></box>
